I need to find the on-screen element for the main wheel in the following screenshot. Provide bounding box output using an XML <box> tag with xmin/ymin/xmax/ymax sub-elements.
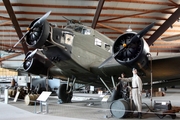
<box><xmin>57</xmin><ymin>84</ymin><xmax>73</xmax><ymax>103</ymax></box>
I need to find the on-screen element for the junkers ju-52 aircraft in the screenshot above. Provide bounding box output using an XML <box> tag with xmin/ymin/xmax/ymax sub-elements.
<box><xmin>13</xmin><ymin>11</ymin><xmax>180</xmax><ymax>103</ymax></box>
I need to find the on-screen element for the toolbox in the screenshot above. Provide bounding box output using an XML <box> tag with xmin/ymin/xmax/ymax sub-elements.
<box><xmin>154</xmin><ymin>100</ymin><xmax>172</xmax><ymax>110</ymax></box>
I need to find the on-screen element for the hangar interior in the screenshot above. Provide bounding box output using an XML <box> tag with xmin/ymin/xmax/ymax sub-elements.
<box><xmin>0</xmin><ymin>0</ymin><xmax>179</xmax><ymax>72</ymax></box>
<box><xmin>1</xmin><ymin>0</ymin><xmax>180</xmax><ymax>120</ymax></box>
<box><xmin>1</xmin><ymin>0</ymin><xmax>180</xmax><ymax>61</ymax></box>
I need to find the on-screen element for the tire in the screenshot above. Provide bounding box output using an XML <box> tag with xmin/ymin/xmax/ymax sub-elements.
<box><xmin>57</xmin><ymin>84</ymin><xmax>73</xmax><ymax>103</ymax></box>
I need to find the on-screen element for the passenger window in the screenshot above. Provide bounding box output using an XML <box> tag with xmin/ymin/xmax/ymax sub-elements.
<box><xmin>105</xmin><ymin>43</ymin><xmax>110</xmax><ymax>52</ymax></box>
<box><xmin>95</xmin><ymin>38</ymin><xmax>102</xmax><ymax>47</ymax></box>
<box><xmin>63</xmin><ymin>32</ymin><xmax>74</xmax><ymax>45</ymax></box>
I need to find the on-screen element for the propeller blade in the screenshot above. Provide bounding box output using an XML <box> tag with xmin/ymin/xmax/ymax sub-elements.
<box><xmin>26</xmin><ymin>49</ymin><xmax>38</xmax><ymax>59</ymax></box>
<box><xmin>130</xmin><ymin>22</ymin><xmax>155</xmax><ymax>43</ymax></box>
<box><xmin>114</xmin><ymin>49</ymin><xmax>121</xmax><ymax>58</ymax></box>
<box><xmin>138</xmin><ymin>22</ymin><xmax>155</xmax><ymax>38</ymax></box>
<box><xmin>16</xmin><ymin>63</ymin><xmax>23</xmax><ymax>71</ymax></box>
<box><xmin>32</xmin><ymin>11</ymin><xmax>51</xmax><ymax>28</ymax></box>
<box><xmin>13</xmin><ymin>31</ymin><xmax>29</xmax><ymax>48</ymax></box>
<box><xmin>98</xmin><ymin>56</ymin><xmax>113</xmax><ymax>68</ymax></box>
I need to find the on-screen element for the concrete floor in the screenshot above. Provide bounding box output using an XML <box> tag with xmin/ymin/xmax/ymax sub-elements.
<box><xmin>0</xmin><ymin>88</ymin><xmax>180</xmax><ymax>120</ymax></box>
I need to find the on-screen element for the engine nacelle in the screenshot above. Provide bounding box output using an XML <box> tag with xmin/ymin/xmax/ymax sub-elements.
<box><xmin>113</xmin><ymin>32</ymin><xmax>150</xmax><ymax>69</ymax></box>
<box><xmin>26</xmin><ymin>18</ymin><xmax>50</xmax><ymax>48</ymax></box>
<box><xmin>23</xmin><ymin>51</ymin><xmax>52</xmax><ymax>75</ymax></box>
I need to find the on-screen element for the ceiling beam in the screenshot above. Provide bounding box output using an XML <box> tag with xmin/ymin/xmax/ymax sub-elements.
<box><xmin>0</xmin><ymin>15</ymin><xmax>10</xmax><ymax>20</ymax></box>
<box><xmin>91</xmin><ymin>0</ymin><xmax>105</xmax><ymax>29</ymax></box>
<box><xmin>2</xmin><ymin>0</ymin><xmax>28</xmax><ymax>54</ymax></box>
<box><xmin>0</xmin><ymin>20</ymin><xmax>11</xmax><ymax>26</ymax></box>
<box><xmin>0</xmin><ymin>1</ymin><xmax>173</xmax><ymax>6</ymax></box>
<box><xmin>0</xmin><ymin>10</ymin><xmax>168</xmax><ymax>21</ymax></box>
<box><xmin>97</xmin><ymin>23</ymin><xmax>124</xmax><ymax>33</ymax></box>
<box><xmin>169</xmin><ymin>0</ymin><xmax>179</xmax><ymax>6</ymax></box>
<box><xmin>105</xmin><ymin>0</ymin><xmax>174</xmax><ymax>6</ymax></box>
<box><xmin>0</xmin><ymin>43</ymin><xmax>24</xmax><ymax>51</ymax></box>
<box><xmin>0</xmin><ymin>2</ymin><xmax>174</xmax><ymax>14</ymax></box>
<box><xmin>8</xmin><ymin>3</ymin><xmax>97</xmax><ymax>9</ymax></box>
<box><xmin>0</xmin><ymin>53</ymin><xmax>22</xmax><ymax>62</ymax></box>
<box><xmin>99</xmin><ymin>6</ymin><xmax>175</xmax><ymax>22</ymax></box>
<box><xmin>147</xmin><ymin>6</ymin><xmax>180</xmax><ymax>46</ymax></box>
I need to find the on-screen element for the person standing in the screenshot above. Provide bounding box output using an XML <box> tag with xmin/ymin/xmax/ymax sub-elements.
<box><xmin>119</xmin><ymin>68</ymin><xmax>143</xmax><ymax>119</ymax></box>
<box><xmin>116</xmin><ymin>73</ymin><xmax>130</xmax><ymax>100</ymax></box>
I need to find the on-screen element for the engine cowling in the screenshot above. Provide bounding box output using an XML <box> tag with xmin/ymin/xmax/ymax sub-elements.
<box><xmin>23</xmin><ymin>51</ymin><xmax>52</xmax><ymax>75</ymax></box>
<box><xmin>113</xmin><ymin>32</ymin><xmax>150</xmax><ymax>69</ymax></box>
<box><xmin>26</xmin><ymin>18</ymin><xmax>50</xmax><ymax>48</ymax></box>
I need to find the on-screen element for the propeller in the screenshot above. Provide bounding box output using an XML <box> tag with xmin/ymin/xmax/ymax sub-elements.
<box><xmin>114</xmin><ymin>22</ymin><xmax>155</xmax><ymax>58</ymax></box>
<box><xmin>12</xmin><ymin>11</ymin><xmax>51</xmax><ymax>48</ymax></box>
<box><xmin>99</xmin><ymin>22</ymin><xmax>154</xmax><ymax>68</ymax></box>
<box><xmin>15</xmin><ymin>49</ymin><xmax>38</xmax><ymax>71</ymax></box>
<box><xmin>23</xmin><ymin>49</ymin><xmax>38</xmax><ymax>70</ymax></box>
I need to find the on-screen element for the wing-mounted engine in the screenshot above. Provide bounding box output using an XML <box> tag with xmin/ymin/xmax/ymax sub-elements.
<box><xmin>26</xmin><ymin>18</ymin><xmax>50</xmax><ymax>48</ymax></box>
<box><xmin>113</xmin><ymin>32</ymin><xmax>149</xmax><ymax>69</ymax></box>
<box><xmin>23</xmin><ymin>49</ymin><xmax>53</xmax><ymax>75</ymax></box>
<box><xmin>112</xmin><ymin>23</ymin><xmax>154</xmax><ymax>70</ymax></box>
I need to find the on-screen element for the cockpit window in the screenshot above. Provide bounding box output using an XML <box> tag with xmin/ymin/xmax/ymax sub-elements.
<box><xmin>74</xmin><ymin>26</ymin><xmax>83</xmax><ymax>33</ymax></box>
<box><xmin>65</xmin><ymin>25</ymin><xmax>91</xmax><ymax>35</ymax></box>
<box><xmin>82</xmin><ymin>29</ymin><xmax>91</xmax><ymax>35</ymax></box>
<box><xmin>66</xmin><ymin>25</ymin><xmax>74</xmax><ymax>30</ymax></box>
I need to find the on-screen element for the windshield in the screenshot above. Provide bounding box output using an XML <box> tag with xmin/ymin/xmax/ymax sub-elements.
<box><xmin>66</xmin><ymin>25</ymin><xmax>91</xmax><ymax>35</ymax></box>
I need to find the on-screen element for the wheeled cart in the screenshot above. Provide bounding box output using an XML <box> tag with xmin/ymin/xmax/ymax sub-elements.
<box><xmin>144</xmin><ymin>100</ymin><xmax>180</xmax><ymax>119</ymax></box>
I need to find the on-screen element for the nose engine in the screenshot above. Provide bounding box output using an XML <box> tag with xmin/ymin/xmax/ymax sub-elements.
<box><xmin>113</xmin><ymin>32</ymin><xmax>150</xmax><ymax>69</ymax></box>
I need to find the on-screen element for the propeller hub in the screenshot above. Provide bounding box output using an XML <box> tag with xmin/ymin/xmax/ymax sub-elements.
<box><xmin>123</xmin><ymin>43</ymin><xmax>127</xmax><ymax>48</ymax></box>
<box><xmin>27</xmin><ymin>27</ymin><xmax>31</xmax><ymax>31</ymax></box>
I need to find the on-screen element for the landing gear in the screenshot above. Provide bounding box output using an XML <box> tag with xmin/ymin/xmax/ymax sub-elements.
<box><xmin>57</xmin><ymin>77</ymin><xmax>76</xmax><ymax>103</ymax></box>
<box><xmin>57</xmin><ymin>84</ymin><xmax>73</xmax><ymax>103</ymax></box>
<box><xmin>99</xmin><ymin>76</ymin><xmax>135</xmax><ymax>119</ymax></box>
<box><xmin>99</xmin><ymin>76</ymin><xmax>128</xmax><ymax>101</ymax></box>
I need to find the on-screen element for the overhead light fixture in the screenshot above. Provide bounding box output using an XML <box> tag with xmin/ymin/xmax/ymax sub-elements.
<box><xmin>126</xmin><ymin>25</ymin><xmax>132</xmax><ymax>32</ymax></box>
